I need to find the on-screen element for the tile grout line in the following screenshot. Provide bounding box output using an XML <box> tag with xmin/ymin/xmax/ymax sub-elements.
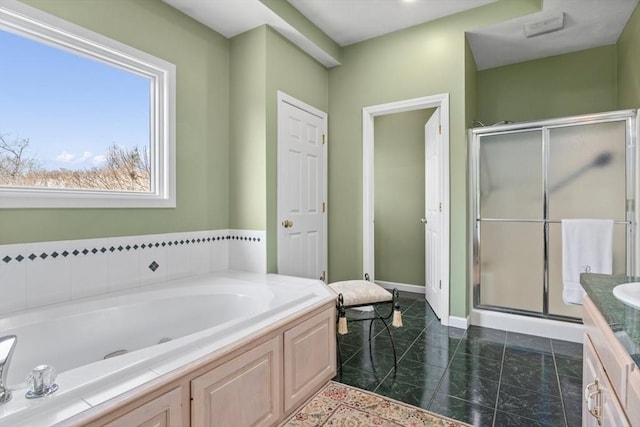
<box><xmin>372</xmin><ymin>318</ymin><xmax>433</xmax><ymax>394</ymax></box>
<box><xmin>423</xmin><ymin>328</ymin><xmax>466</xmax><ymax>411</ymax></box>
<box><xmin>551</xmin><ymin>339</ymin><xmax>571</xmax><ymax>427</ymax></box>
<box><xmin>491</xmin><ymin>332</ymin><xmax>508</xmax><ymax>427</ymax></box>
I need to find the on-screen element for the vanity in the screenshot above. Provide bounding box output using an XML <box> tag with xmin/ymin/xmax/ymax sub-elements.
<box><xmin>581</xmin><ymin>274</ymin><xmax>640</xmax><ymax>427</ymax></box>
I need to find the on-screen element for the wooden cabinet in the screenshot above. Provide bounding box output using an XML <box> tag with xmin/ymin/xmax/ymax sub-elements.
<box><xmin>81</xmin><ymin>303</ymin><xmax>335</xmax><ymax>427</ymax></box>
<box><xmin>582</xmin><ymin>297</ymin><xmax>639</xmax><ymax>427</ymax></box>
<box><xmin>283</xmin><ymin>306</ymin><xmax>336</xmax><ymax>413</ymax></box>
<box><xmin>191</xmin><ymin>337</ymin><xmax>282</xmax><ymax>427</ymax></box>
<box><xmin>190</xmin><ymin>304</ymin><xmax>336</xmax><ymax>426</ymax></box>
<box><xmin>102</xmin><ymin>387</ymin><xmax>184</xmax><ymax>427</ymax></box>
<box><xmin>583</xmin><ymin>337</ymin><xmax>630</xmax><ymax>427</ymax></box>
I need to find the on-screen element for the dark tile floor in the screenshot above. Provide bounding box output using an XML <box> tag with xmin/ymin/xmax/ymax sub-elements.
<box><xmin>334</xmin><ymin>292</ymin><xmax>584</xmax><ymax>427</ymax></box>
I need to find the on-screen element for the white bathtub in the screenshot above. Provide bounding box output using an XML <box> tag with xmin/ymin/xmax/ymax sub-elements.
<box><xmin>0</xmin><ymin>271</ymin><xmax>334</xmax><ymax>426</ymax></box>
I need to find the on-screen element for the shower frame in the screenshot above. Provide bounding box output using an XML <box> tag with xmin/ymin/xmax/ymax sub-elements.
<box><xmin>469</xmin><ymin>109</ymin><xmax>638</xmax><ymax>323</ymax></box>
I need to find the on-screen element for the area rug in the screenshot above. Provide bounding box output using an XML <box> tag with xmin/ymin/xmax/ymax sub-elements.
<box><xmin>280</xmin><ymin>381</ymin><xmax>471</xmax><ymax>427</ymax></box>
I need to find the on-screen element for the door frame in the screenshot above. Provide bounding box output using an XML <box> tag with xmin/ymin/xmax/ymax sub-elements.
<box><xmin>362</xmin><ymin>93</ymin><xmax>450</xmax><ymax>324</ymax></box>
<box><xmin>276</xmin><ymin>91</ymin><xmax>328</xmax><ymax>280</ymax></box>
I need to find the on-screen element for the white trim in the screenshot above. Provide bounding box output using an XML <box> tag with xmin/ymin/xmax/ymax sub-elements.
<box><xmin>276</xmin><ymin>91</ymin><xmax>328</xmax><ymax>280</ymax></box>
<box><xmin>362</xmin><ymin>93</ymin><xmax>450</xmax><ymax>324</ymax></box>
<box><xmin>635</xmin><ymin>109</ymin><xmax>640</xmax><ymax>276</ymax></box>
<box><xmin>470</xmin><ymin>308</ymin><xmax>584</xmax><ymax>343</ymax></box>
<box><xmin>448</xmin><ymin>315</ymin><xmax>470</xmax><ymax>330</ymax></box>
<box><xmin>0</xmin><ymin>0</ymin><xmax>176</xmax><ymax>208</ymax></box>
<box><xmin>376</xmin><ymin>280</ymin><xmax>424</xmax><ymax>294</ymax></box>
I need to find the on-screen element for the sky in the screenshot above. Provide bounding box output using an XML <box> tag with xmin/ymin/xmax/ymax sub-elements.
<box><xmin>0</xmin><ymin>27</ymin><xmax>150</xmax><ymax>171</ymax></box>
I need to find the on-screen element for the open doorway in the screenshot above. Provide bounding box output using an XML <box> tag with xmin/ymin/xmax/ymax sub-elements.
<box><xmin>362</xmin><ymin>94</ymin><xmax>450</xmax><ymax>325</ymax></box>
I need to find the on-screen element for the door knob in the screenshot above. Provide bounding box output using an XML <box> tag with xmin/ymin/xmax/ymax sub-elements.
<box><xmin>421</xmin><ymin>218</ymin><xmax>428</xmax><ymax>224</ymax></box>
<box><xmin>282</xmin><ymin>219</ymin><xmax>293</xmax><ymax>228</ymax></box>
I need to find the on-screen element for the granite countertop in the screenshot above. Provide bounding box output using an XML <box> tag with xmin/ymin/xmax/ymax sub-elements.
<box><xmin>581</xmin><ymin>273</ymin><xmax>640</xmax><ymax>367</ymax></box>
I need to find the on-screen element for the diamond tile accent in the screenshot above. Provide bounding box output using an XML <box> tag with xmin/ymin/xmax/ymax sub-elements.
<box><xmin>0</xmin><ymin>232</ymin><xmax>262</xmax><ymax>265</ymax></box>
<box><xmin>149</xmin><ymin>261</ymin><xmax>159</xmax><ymax>272</ymax></box>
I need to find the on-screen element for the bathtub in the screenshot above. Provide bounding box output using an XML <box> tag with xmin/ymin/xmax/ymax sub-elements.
<box><xmin>0</xmin><ymin>271</ymin><xmax>335</xmax><ymax>426</ymax></box>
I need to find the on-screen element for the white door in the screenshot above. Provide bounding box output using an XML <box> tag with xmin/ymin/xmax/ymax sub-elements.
<box><xmin>424</xmin><ymin>108</ymin><xmax>442</xmax><ymax>318</ymax></box>
<box><xmin>277</xmin><ymin>93</ymin><xmax>327</xmax><ymax>280</ymax></box>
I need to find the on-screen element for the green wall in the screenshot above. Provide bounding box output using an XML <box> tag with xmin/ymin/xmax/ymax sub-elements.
<box><xmin>476</xmin><ymin>45</ymin><xmax>618</xmax><ymax>124</ymax></box>
<box><xmin>374</xmin><ymin>109</ymin><xmax>434</xmax><ymax>286</ymax></box>
<box><xmin>1</xmin><ymin>0</ymin><xmax>229</xmax><ymax>244</ymax></box>
<box><xmin>327</xmin><ymin>0</ymin><xmax>540</xmax><ymax>317</ymax></box>
<box><xmin>229</xmin><ymin>26</ymin><xmax>328</xmax><ymax>272</ymax></box>
<box><xmin>618</xmin><ymin>3</ymin><xmax>640</xmax><ymax>109</ymax></box>
<box><xmin>229</xmin><ymin>28</ymin><xmax>267</xmax><ymax>231</ymax></box>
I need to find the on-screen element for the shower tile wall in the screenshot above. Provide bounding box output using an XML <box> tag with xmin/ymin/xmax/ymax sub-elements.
<box><xmin>0</xmin><ymin>229</ymin><xmax>266</xmax><ymax>316</ymax></box>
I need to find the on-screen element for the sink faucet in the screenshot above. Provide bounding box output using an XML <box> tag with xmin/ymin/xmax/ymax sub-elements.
<box><xmin>0</xmin><ymin>335</ymin><xmax>17</xmax><ymax>405</ymax></box>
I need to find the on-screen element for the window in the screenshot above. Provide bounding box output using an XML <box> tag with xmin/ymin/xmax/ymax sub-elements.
<box><xmin>0</xmin><ymin>0</ymin><xmax>175</xmax><ymax>208</ymax></box>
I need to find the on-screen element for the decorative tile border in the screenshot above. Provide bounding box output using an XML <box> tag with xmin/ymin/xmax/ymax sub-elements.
<box><xmin>0</xmin><ymin>234</ymin><xmax>262</xmax><ymax>265</ymax></box>
<box><xmin>0</xmin><ymin>230</ymin><xmax>267</xmax><ymax>316</ymax></box>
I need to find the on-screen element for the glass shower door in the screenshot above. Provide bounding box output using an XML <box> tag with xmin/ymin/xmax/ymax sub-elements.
<box><xmin>477</xmin><ymin>130</ymin><xmax>544</xmax><ymax>313</ymax></box>
<box><xmin>547</xmin><ymin>121</ymin><xmax>628</xmax><ymax>318</ymax></box>
<box><xmin>472</xmin><ymin>110</ymin><xmax>635</xmax><ymax>322</ymax></box>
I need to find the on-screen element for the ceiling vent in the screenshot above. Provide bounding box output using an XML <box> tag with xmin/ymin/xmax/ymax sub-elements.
<box><xmin>524</xmin><ymin>12</ymin><xmax>565</xmax><ymax>38</ymax></box>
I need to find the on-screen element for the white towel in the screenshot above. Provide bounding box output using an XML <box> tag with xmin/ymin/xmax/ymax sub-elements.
<box><xmin>562</xmin><ymin>219</ymin><xmax>613</xmax><ymax>305</ymax></box>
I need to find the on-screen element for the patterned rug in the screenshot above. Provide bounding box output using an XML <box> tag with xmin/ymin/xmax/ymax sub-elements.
<box><xmin>281</xmin><ymin>381</ymin><xmax>471</xmax><ymax>427</ymax></box>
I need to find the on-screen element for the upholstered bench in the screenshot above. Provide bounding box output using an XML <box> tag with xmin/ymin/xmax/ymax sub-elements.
<box><xmin>328</xmin><ymin>278</ymin><xmax>402</xmax><ymax>377</ymax></box>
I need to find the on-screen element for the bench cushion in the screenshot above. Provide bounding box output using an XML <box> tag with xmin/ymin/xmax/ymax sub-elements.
<box><xmin>329</xmin><ymin>280</ymin><xmax>392</xmax><ymax>306</ymax></box>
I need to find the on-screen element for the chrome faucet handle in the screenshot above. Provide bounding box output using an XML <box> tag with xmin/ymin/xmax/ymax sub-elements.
<box><xmin>26</xmin><ymin>364</ymin><xmax>58</xmax><ymax>399</ymax></box>
<box><xmin>0</xmin><ymin>335</ymin><xmax>18</xmax><ymax>405</ymax></box>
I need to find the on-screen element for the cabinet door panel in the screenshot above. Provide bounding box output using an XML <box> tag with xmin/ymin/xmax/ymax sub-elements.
<box><xmin>583</xmin><ymin>336</ymin><xmax>631</xmax><ymax>427</ymax></box>
<box><xmin>191</xmin><ymin>337</ymin><xmax>282</xmax><ymax>427</ymax></box>
<box><xmin>103</xmin><ymin>387</ymin><xmax>183</xmax><ymax>427</ymax></box>
<box><xmin>283</xmin><ymin>307</ymin><xmax>335</xmax><ymax>412</ymax></box>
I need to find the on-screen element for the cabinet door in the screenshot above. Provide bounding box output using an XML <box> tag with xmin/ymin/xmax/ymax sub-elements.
<box><xmin>191</xmin><ymin>337</ymin><xmax>282</xmax><ymax>427</ymax></box>
<box><xmin>283</xmin><ymin>307</ymin><xmax>335</xmax><ymax>412</ymax></box>
<box><xmin>103</xmin><ymin>387</ymin><xmax>184</xmax><ymax>427</ymax></box>
<box><xmin>583</xmin><ymin>337</ymin><xmax>631</xmax><ymax>427</ymax></box>
<box><xmin>583</xmin><ymin>337</ymin><xmax>601</xmax><ymax>427</ymax></box>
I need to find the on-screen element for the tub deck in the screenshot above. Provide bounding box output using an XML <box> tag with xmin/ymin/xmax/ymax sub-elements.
<box><xmin>0</xmin><ymin>271</ymin><xmax>335</xmax><ymax>426</ymax></box>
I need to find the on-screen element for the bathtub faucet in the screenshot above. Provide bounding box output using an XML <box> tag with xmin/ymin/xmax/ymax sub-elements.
<box><xmin>0</xmin><ymin>335</ymin><xmax>17</xmax><ymax>405</ymax></box>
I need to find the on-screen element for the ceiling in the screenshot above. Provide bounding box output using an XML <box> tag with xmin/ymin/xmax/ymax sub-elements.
<box><xmin>163</xmin><ymin>0</ymin><xmax>639</xmax><ymax>70</ymax></box>
<box><xmin>288</xmin><ymin>0</ymin><xmax>496</xmax><ymax>46</ymax></box>
<box><xmin>468</xmin><ymin>0</ymin><xmax>639</xmax><ymax>70</ymax></box>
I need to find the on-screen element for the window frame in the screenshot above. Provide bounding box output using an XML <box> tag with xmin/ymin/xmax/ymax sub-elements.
<box><xmin>0</xmin><ymin>0</ymin><xmax>176</xmax><ymax>208</ymax></box>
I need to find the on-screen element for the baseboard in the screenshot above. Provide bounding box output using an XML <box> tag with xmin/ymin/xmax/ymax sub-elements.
<box><xmin>448</xmin><ymin>315</ymin><xmax>469</xmax><ymax>330</ymax></box>
<box><xmin>375</xmin><ymin>280</ymin><xmax>425</xmax><ymax>295</ymax></box>
<box><xmin>470</xmin><ymin>308</ymin><xmax>584</xmax><ymax>343</ymax></box>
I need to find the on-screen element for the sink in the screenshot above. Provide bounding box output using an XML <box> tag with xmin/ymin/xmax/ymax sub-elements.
<box><xmin>613</xmin><ymin>282</ymin><xmax>640</xmax><ymax>310</ymax></box>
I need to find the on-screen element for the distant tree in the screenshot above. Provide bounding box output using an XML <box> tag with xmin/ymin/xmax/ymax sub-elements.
<box><xmin>62</xmin><ymin>143</ymin><xmax>151</xmax><ymax>191</ymax></box>
<box><xmin>0</xmin><ymin>136</ymin><xmax>150</xmax><ymax>191</ymax></box>
<box><xmin>0</xmin><ymin>134</ymin><xmax>42</xmax><ymax>180</ymax></box>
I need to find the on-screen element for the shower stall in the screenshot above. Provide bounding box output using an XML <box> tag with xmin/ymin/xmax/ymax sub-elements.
<box><xmin>470</xmin><ymin>110</ymin><xmax>638</xmax><ymax>322</ymax></box>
